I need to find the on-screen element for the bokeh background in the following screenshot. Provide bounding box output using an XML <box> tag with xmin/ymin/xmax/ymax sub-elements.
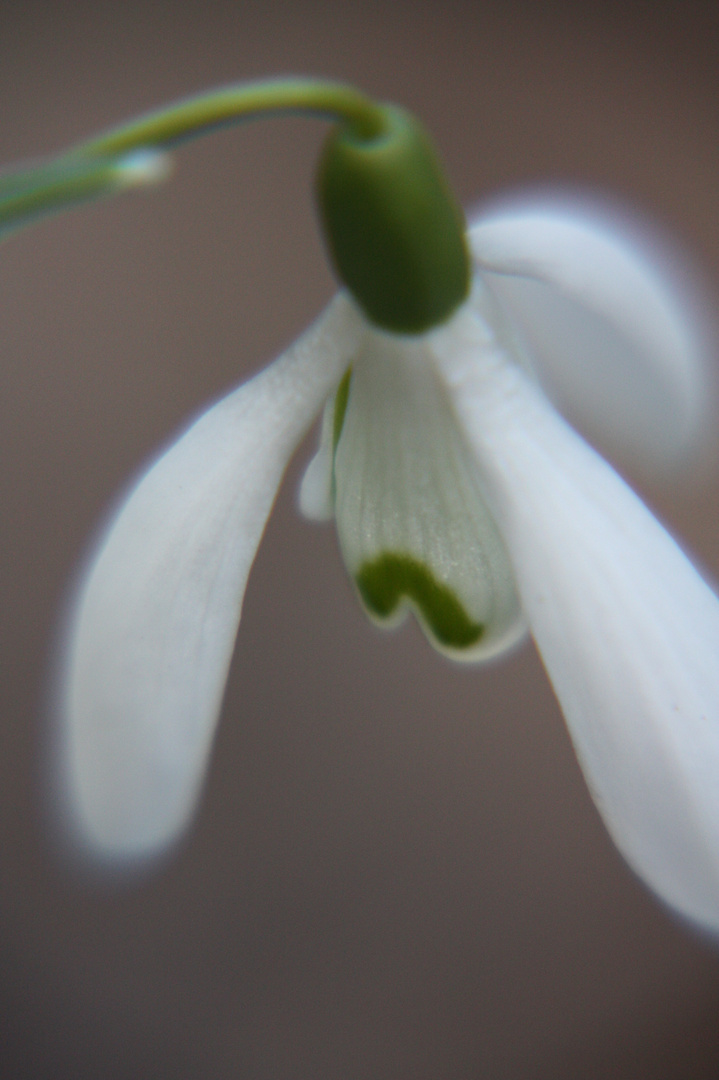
<box><xmin>2</xmin><ymin>1</ymin><xmax>719</xmax><ymax>1076</ymax></box>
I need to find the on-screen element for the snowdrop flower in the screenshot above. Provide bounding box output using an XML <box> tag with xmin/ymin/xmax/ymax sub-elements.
<box><xmin>48</xmin><ymin>81</ymin><xmax>719</xmax><ymax>934</ymax></box>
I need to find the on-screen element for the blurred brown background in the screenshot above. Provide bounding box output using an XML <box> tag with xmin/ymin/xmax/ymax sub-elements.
<box><xmin>2</xmin><ymin>1</ymin><xmax>719</xmax><ymax>1076</ymax></box>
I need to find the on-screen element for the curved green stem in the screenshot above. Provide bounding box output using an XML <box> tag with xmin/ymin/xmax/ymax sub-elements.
<box><xmin>0</xmin><ymin>79</ymin><xmax>384</xmax><ymax>239</ymax></box>
<box><xmin>70</xmin><ymin>78</ymin><xmax>386</xmax><ymax>159</ymax></box>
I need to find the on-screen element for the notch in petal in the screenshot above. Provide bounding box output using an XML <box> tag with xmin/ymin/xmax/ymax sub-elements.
<box><xmin>55</xmin><ymin>295</ymin><xmax>363</xmax><ymax>868</ymax></box>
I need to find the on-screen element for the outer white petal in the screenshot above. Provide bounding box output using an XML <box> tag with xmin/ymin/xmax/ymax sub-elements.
<box><xmin>435</xmin><ymin>300</ymin><xmax>719</xmax><ymax>932</ymax></box>
<box><xmin>59</xmin><ymin>293</ymin><xmax>363</xmax><ymax>864</ymax></box>
<box><xmin>469</xmin><ymin>196</ymin><xmax>716</xmax><ymax>478</ymax></box>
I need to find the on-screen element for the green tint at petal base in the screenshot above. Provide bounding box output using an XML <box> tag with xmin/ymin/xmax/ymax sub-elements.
<box><xmin>356</xmin><ymin>553</ymin><xmax>484</xmax><ymax>649</ymax></box>
<box><xmin>332</xmin><ymin>367</ymin><xmax>353</xmax><ymax>451</ymax></box>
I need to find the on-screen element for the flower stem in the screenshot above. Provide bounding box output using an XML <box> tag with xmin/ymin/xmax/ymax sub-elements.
<box><xmin>69</xmin><ymin>79</ymin><xmax>386</xmax><ymax>158</ymax></box>
<box><xmin>0</xmin><ymin>79</ymin><xmax>384</xmax><ymax>238</ymax></box>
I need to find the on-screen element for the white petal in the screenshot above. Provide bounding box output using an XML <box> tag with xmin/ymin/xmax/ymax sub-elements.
<box><xmin>298</xmin><ymin>391</ymin><xmax>339</xmax><ymax>522</ymax></box>
<box><xmin>436</xmin><ymin>300</ymin><xmax>719</xmax><ymax>932</ymax></box>
<box><xmin>469</xmin><ymin>195</ymin><xmax>716</xmax><ymax>478</ymax></box>
<box><xmin>332</xmin><ymin>325</ymin><xmax>526</xmax><ymax>661</ymax></box>
<box><xmin>58</xmin><ymin>294</ymin><xmax>363</xmax><ymax>864</ymax></box>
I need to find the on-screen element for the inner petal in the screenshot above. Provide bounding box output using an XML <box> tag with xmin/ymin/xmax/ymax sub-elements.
<box><xmin>332</xmin><ymin>329</ymin><xmax>526</xmax><ymax>661</ymax></box>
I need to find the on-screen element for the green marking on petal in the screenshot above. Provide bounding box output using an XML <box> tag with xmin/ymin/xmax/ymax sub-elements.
<box><xmin>332</xmin><ymin>367</ymin><xmax>353</xmax><ymax>452</ymax></box>
<box><xmin>356</xmin><ymin>552</ymin><xmax>484</xmax><ymax>649</ymax></box>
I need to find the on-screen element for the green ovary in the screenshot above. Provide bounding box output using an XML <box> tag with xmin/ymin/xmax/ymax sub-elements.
<box><xmin>355</xmin><ymin>552</ymin><xmax>484</xmax><ymax>649</ymax></box>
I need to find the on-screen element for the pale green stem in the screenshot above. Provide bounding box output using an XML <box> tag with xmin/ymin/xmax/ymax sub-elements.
<box><xmin>69</xmin><ymin>78</ymin><xmax>386</xmax><ymax>158</ymax></box>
